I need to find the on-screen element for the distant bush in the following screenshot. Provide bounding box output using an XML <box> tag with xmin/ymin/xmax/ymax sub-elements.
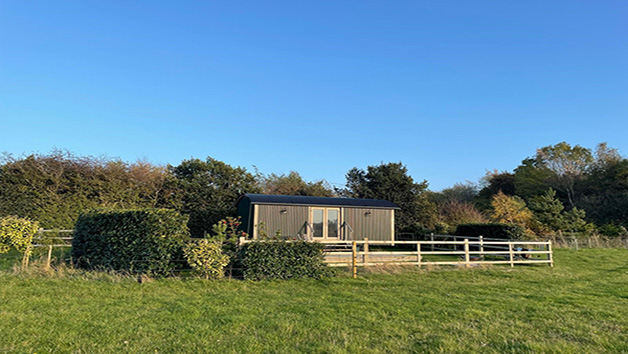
<box><xmin>183</xmin><ymin>239</ymin><xmax>230</xmax><ymax>279</ymax></box>
<box><xmin>597</xmin><ymin>224</ymin><xmax>628</xmax><ymax>237</ymax></box>
<box><xmin>72</xmin><ymin>209</ymin><xmax>189</xmax><ymax>275</ymax></box>
<box><xmin>454</xmin><ymin>223</ymin><xmax>525</xmax><ymax>240</ymax></box>
<box><xmin>241</xmin><ymin>241</ymin><xmax>329</xmax><ymax>280</ymax></box>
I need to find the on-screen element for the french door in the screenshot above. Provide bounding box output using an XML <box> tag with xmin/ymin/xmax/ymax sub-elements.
<box><xmin>310</xmin><ymin>207</ymin><xmax>340</xmax><ymax>240</ymax></box>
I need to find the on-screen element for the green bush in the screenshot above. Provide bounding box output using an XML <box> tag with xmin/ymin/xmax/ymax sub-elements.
<box><xmin>183</xmin><ymin>239</ymin><xmax>230</xmax><ymax>279</ymax></box>
<box><xmin>241</xmin><ymin>241</ymin><xmax>329</xmax><ymax>280</ymax></box>
<box><xmin>454</xmin><ymin>223</ymin><xmax>525</xmax><ymax>240</ymax></box>
<box><xmin>0</xmin><ymin>216</ymin><xmax>39</xmax><ymax>267</ymax></box>
<box><xmin>72</xmin><ymin>209</ymin><xmax>189</xmax><ymax>275</ymax></box>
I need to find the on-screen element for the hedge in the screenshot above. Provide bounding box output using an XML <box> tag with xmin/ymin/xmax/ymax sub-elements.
<box><xmin>241</xmin><ymin>241</ymin><xmax>329</xmax><ymax>280</ymax></box>
<box><xmin>454</xmin><ymin>223</ymin><xmax>525</xmax><ymax>240</ymax></box>
<box><xmin>72</xmin><ymin>209</ymin><xmax>190</xmax><ymax>275</ymax></box>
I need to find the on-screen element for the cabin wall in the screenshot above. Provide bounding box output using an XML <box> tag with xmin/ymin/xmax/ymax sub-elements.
<box><xmin>343</xmin><ymin>208</ymin><xmax>394</xmax><ymax>241</ymax></box>
<box><xmin>255</xmin><ymin>204</ymin><xmax>309</xmax><ymax>239</ymax></box>
<box><xmin>236</xmin><ymin>198</ymin><xmax>253</xmax><ymax>235</ymax></box>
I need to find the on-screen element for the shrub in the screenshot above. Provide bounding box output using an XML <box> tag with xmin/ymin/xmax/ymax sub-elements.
<box><xmin>241</xmin><ymin>241</ymin><xmax>329</xmax><ymax>280</ymax></box>
<box><xmin>0</xmin><ymin>215</ymin><xmax>39</xmax><ymax>254</ymax></box>
<box><xmin>0</xmin><ymin>216</ymin><xmax>40</xmax><ymax>267</ymax></box>
<box><xmin>72</xmin><ymin>209</ymin><xmax>189</xmax><ymax>275</ymax></box>
<box><xmin>454</xmin><ymin>223</ymin><xmax>526</xmax><ymax>240</ymax></box>
<box><xmin>183</xmin><ymin>239</ymin><xmax>229</xmax><ymax>279</ymax></box>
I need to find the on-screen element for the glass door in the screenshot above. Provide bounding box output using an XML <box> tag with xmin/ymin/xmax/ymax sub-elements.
<box><xmin>327</xmin><ymin>208</ymin><xmax>340</xmax><ymax>239</ymax></box>
<box><xmin>311</xmin><ymin>208</ymin><xmax>325</xmax><ymax>238</ymax></box>
<box><xmin>310</xmin><ymin>208</ymin><xmax>340</xmax><ymax>240</ymax></box>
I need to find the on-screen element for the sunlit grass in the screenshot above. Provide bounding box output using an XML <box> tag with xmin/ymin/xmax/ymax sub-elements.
<box><xmin>1</xmin><ymin>249</ymin><xmax>627</xmax><ymax>353</ymax></box>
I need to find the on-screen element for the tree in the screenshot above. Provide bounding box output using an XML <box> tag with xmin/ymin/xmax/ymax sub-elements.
<box><xmin>577</xmin><ymin>150</ymin><xmax>628</xmax><ymax>228</ymax></box>
<box><xmin>0</xmin><ymin>150</ymin><xmax>177</xmax><ymax>228</ymax></box>
<box><xmin>260</xmin><ymin>171</ymin><xmax>334</xmax><ymax>197</ymax></box>
<box><xmin>513</xmin><ymin>158</ymin><xmax>555</xmax><ymax>201</ymax></box>
<box><xmin>528</xmin><ymin>188</ymin><xmax>565</xmax><ymax>232</ymax></box>
<box><xmin>490</xmin><ymin>191</ymin><xmax>534</xmax><ymax>227</ymax></box>
<box><xmin>438</xmin><ymin>200</ymin><xmax>487</xmax><ymax>232</ymax></box>
<box><xmin>534</xmin><ymin>142</ymin><xmax>593</xmax><ymax>207</ymax></box>
<box><xmin>338</xmin><ymin>162</ymin><xmax>437</xmax><ymax>231</ymax></box>
<box><xmin>430</xmin><ymin>182</ymin><xmax>478</xmax><ymax>205</ymax></box>
<box><xmin>170</xmin><ymin>158</ymin><xmax>261</xmax><ymax>237</ymax></box>
<box><xmin>475</xmin><ymin>171</ymin><xmax>516</xmax><ymax>210</ymax></box>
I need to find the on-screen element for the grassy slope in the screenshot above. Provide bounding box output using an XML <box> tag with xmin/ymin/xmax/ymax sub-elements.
<box><xmin>0</xmin><ymin>249</ymin><xmax>627</xmax><ymax>354</ymax></box>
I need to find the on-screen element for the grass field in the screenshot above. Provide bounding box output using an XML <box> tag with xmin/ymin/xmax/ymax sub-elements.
<box><xmin>1</xmin><ymin>248</ymin><xmax>627</xmax><ymax>353</ymax></box>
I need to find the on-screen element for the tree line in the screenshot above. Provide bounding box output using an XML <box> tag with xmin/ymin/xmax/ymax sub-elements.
<box><xmin>1</xmin><ymin>142</ymin><xmax>627</xmax><ymax>238</ymax></box>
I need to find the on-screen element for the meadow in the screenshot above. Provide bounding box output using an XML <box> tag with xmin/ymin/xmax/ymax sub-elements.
<box><xmin>1</xmin><ymin>248</ymin><xmax>627</xmax><ymax>353</ymax></box>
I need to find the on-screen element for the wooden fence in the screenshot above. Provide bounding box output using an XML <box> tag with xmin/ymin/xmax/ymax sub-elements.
<box><xmin>237</xmin><ymin>237</ymin><xmax>554</xmax><ymax>278</ymax></box>
<box><xmin>30</xmin><ymin>229</ymin><xmax>74</xmax><ymax>269</ymax></box>
<box><xmin>318</xmin><ymin>239</ymin><xmax>553</xmax><ymax>269</ymax></box>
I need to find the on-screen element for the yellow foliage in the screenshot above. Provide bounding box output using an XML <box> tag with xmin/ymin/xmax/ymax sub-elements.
<box><xmin>490</xmin><ymin>191</ymin><xmax>534</xmax><ymax>227</ymax></box>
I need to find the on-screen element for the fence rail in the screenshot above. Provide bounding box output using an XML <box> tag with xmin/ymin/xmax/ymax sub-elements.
<box><xmin>317</xmin><ymin>239</ymin><xmax>553</xmax><ymax>272</ymax></box>
<box><xmin>237</xmin><ymin>237</ymin><xmax>554</xmax><ymax>277</ymax></box>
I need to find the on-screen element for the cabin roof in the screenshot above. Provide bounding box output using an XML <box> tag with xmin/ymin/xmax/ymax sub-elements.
<box><xmin>237</xmin><ymin>194</ymin><xmax>400</xmax><ymax>209</ymax></box>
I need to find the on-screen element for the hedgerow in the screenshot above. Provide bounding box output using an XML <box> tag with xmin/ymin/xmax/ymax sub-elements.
<box><xmin>72</xmin><ymin>209</ymin><xmax>189</xmax><ymax>275</ymax></box>
<box><xmin>241</xmin><ymin>241</ymin><xmax>329</xmax><ymax>280</ymax></box>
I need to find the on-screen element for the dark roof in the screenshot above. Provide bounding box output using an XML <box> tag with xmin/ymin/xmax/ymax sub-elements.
<box><xmin>237</xmin><ymin>194</ymin><xmax>400</xmax><ymax>209</ymax></box>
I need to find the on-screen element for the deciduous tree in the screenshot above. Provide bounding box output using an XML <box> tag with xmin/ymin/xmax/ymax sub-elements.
<box><xmin>170</xmin><ymin>158</ymin><xmax>260</xmax><ymax>237</ymax></box>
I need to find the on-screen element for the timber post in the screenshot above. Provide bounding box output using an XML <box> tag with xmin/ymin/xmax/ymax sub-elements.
<box><xmin>46</xmin><ymin>245</ymin><xmax>53</xmax><ymax>270</ymax></box>
<box><xmin>352</xmin><ymin>241</ymin><xmax>357</xmax><ymax>279</ymax></box>
<box><xmin>548</xmin><ymin>240</ymin><xmax>554</xmax><ymax>267</ymax></box>
<box><xmin>479</xmin><ymin>235</ymin><xmax>484</xmax><ymax>260</ymax></box>
<box><xmin>363</xmin><ymin>238</ymin><xmax>369</xmax><ymax>266</ymax></box>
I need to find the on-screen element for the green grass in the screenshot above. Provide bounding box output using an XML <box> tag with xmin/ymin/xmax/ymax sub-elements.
<box><xmin>1</xmin><ymin>249</ymin><xmax>627</xmax><ymax>353</ymax></box>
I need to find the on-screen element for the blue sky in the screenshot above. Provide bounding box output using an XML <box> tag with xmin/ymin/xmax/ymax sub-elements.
<box><xmin>1</xmin><ymin>1</ymin><xmax>626</xmax><ymax>191</ymax></box>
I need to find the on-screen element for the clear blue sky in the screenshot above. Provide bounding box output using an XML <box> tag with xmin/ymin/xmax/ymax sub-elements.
<box><xmin>1</xmin><ymin>1</ymin><xmax>626</xmax><ymax>191</ymax></box>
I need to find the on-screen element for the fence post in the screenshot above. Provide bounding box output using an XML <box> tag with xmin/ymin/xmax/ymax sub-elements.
<box><xmin>352</xmin><ymin>241</ymin><xmax>357</xmax><ymax>279</ymax></box>
<box><xmin>548</xmin><ymin>241</ymin><xmax>554</xmax><ymax>267</ymax></box>
<box><xmin>573</xmin><ymin>237</ymin><xmax>579</xmax><ymax>251</ymax></box>
<box><xmin>430</xmin><ymin>233</ymin><xmax>434</xmax><ymax>252</ymax></box>
<box><xmin>21</xmin><ymin>244</ymin><xmax>31</xmax><ymax>270</ymax></box>
<box><xmin>479</xmin><ymin>235</ymin><xmax>484</xmax><ymax>260</ymax></box>
<box><xmin>464</xmin><ymin>239</ymin><xmax>470</xmax><ymax>268</ymax></box>
<box><xmin>364</xmin><ymin>238</ymin><xmax>369</xmax><ymax>266</ymax></box>
<box><xmin>508</xmin><ymin>243</ymin><xmax>514</xmax><ymax>268</ymax></box>
<box><xmin>46</xmin><ymin>245</ymin><xmax>53</xmax><ymax>270</ymax></box>
<box><xmin>417</xmin><ymin>243</ymin><xmax>422</xmax><ymax>268</ymax></box>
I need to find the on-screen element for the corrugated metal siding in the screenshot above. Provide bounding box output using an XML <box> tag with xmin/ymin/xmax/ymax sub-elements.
<box><xmin>236</xmin><ymin>198</ymin><xmax>252</xmax><ymax>235</ymax></box>
<box><xmin>256</xmin><ymin>205</ymin><xmax>309</xmax><ymax>239</ymax></box>
<box><xmin>344</xmin><ymin>208</ymin><xmax>393</xmax><ymax>241</ymax></box>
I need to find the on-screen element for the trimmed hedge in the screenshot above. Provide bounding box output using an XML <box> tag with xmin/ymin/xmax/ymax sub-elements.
<box><xmin>241</xmin><ymin>241</ymin><xmax>329</xmax><ymax>280</ymax></box>
<box><xmin>72</xmin><ymin>209</ymin><xmax>190</xmax><ymax>275</ymax></box>
<box><xmin>454</xmin><ymin>223</ymin><xmax>525</xmax><ymax>240</ymax></box>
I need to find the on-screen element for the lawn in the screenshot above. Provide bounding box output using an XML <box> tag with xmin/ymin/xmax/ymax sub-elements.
<box><xmin>0</xmin><ymin>248</ymin><xmax>627</xmax><ymax>353</ymax></box>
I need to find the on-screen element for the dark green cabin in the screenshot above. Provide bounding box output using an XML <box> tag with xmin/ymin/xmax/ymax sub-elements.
<box><xmin>236</xmin><ymin>194</ymin><xmax>399</xmax><ymax>242</ymax></box>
